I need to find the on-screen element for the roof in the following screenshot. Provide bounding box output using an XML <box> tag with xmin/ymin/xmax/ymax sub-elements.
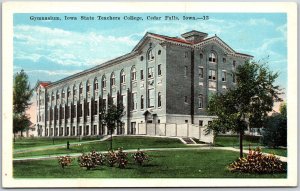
<box><xmin>34</xmin><ymin>81</ymin><xmax>51</xmax><ymax>90</ymax></box>
<box><xmin>149</xmin><ymin>33</ymin><xmax>193</xmax><ymax>45</ymax></box>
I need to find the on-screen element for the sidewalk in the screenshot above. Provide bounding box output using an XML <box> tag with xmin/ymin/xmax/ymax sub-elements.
<box><xmin>13</xmin><ymin>146</ymin><xmax>287</xmax><ymax>162</ymax></box>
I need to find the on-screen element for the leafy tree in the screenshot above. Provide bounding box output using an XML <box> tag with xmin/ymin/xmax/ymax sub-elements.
<box><xmin>207</xmin><ymin>61</ymin><xmax>282</xmax><ymax>158</ymax></box>
<box><xmin>13</xmin><ymin>70</ymin><xmax>33</xmax><ymax>139</ymax></box>
<box><xmin>103</xmin><ymin>104</ymin><xmax>124</xmax><ymax>150</ymax></box>
<box><xmin>262</xmin><ymin>102</ymin><xmax>287</xmax><ymax>148</ymax></box>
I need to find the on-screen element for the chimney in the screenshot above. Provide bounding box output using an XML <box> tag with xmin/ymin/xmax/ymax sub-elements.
<box><xmin>181</xmin><ymin>30</ymin><xmax>208</xmax><ymax>44</ymax></box>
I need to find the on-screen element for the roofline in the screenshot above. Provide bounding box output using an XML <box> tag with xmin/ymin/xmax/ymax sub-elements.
<box><xmin>47</xmin><ymin>51</ymin><xmax>139</xmax><ymax>88</ymax></box>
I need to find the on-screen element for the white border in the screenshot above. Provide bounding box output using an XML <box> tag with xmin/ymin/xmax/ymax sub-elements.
<box><xmin>2</xmin><ymin>1</ymin><xmax>298</xmax><ymax>188</ymax></box>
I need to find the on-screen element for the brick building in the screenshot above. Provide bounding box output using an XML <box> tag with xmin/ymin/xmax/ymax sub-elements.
<box><xmin>34</xmin><ymin>30</ymin><xmax>252</xmax><ymax>138</ymax></box>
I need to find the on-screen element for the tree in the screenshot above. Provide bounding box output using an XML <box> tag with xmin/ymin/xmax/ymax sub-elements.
<box><xmin>13</xmin><ymin>70</ymin><xmax>33</xmax><ymax>140</ymax></box>
<box><xmin>103</xmin><ymin>104</ymin><xmax>124</xmax><ymax>150</ymax></box>
<box><xmin>262</xmin><ymin>102</ymin><xmax>287</xmax><ymax>148</ymax></box>
<box><xmin>207</xmin><ymin>61</ymin><xmax>282</xmax><ymax>158</ymax></box>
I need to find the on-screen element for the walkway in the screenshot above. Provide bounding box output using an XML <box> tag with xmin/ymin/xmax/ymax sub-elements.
<box><xmin>13</xmin><ymin>146</ymin><xmax>287</xmax><ymax>162</ymax></box>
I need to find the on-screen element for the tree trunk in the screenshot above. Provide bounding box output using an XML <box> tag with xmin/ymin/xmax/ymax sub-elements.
<box><xmin>239</xmin><ymin>129</ymin><xmax>244</xmax><ymax>158</ymax></box>
<box><xmin>110</xmin><ymin>131</ymin><xmax>113</xmax><ymax>150</ymax></box>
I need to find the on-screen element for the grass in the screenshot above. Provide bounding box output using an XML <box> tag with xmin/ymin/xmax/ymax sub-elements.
<box><xmin>214</xmin><ymin>135</ymin><xmax>287</xmax><ymax>157</ymax></box>
<box><xmin>14</xmin><ymin>136</ymin><xmax>102</xmax><ymax>149</ymax></box>
<box><xmin>13</xmin><ymin>149</ymin><xmax>287</xmax><ymax>178</ymax></box>
<box><xmin>14</xmin><ymin>136</ymin><xmax>187</xmax><ymax>158</ymax></box>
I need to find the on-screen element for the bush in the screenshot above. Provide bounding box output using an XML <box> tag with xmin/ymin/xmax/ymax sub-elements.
<box><xmin>78</xmin><ymin>150</ymin><xmax>105</xmax><ymax>170</ymax></box>
<box><xmin>262</xmin><ymin>114</ymin><xmax>287</xmax><ymax>148</ymax></box>
<box><xmin>228</xmin><ymin>147</ymin><xmax>286</xmax><ymax>174</ymax></box>
<box><xmin>116</xmin><ymin>148</ymin><xmax>128</xmax><ymax>169</ymax></box>
<box><xmin>105</xmin><ymin>150</ymin><xmax>118</xmax><ymax>167</ymax></box>
<box><xmin>57</xmin><ymin>156</ymin><xmax>73</xmax><ymax>169</ymax></box>
<box><xmin>132</xmin><ymin>149</ymin><xmax>149</xmax><ymax>166</ymax></box>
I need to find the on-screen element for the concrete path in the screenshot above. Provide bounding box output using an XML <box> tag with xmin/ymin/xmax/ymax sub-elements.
<box><xmin>13</xmin><ymin>146</ymin><xmax>287</xmax><ymax>162</ymax></box>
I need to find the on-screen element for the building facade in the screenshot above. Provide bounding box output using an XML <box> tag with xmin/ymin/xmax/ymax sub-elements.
<box><xmin>35</xmin><ymin>30</ymin><xmax>252</xmax><ymax>138</ymax></box>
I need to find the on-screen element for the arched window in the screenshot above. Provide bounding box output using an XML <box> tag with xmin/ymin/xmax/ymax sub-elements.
<box><xmin>158</xmin><ymin>92</ymin><xmax>162</xmax><ymax>107</ymax></box>
<box><xmin>67</xmin><ymin>88</ymin><xmax>71</xmax><ymax>98</ymax></box>
<box><xmin>51</xmin><ymin>92</ymin><xmax>54</xmax><ymax>102</ymax></box>
<box><xmin>86</xmin><ymin>81</ymin><xmax>91</xmax><ymax>94</ymax></box>
<box><xmin>140</xmin><ymin>95</ymin><xmax>144</xmax><ymax>109</ymax></box>
<box><xmin>198</xmin><ymin>94</ymin><xmax>203</xmax><ymax>109</ymax></box>
<box><xmin>147</xmin><ymin>49</ymin><xmax>154</xmax><ymax>61</ymax></box>
<box><xmin>94</xmin><ymin>78</ymin><xmax>98</xmax><ymax>90</ymax></box>
<box><xmin>79</xmin><ymin>83</ymin><xmax>83</xmax><ymax>95</ymax></box>
<box><xmin>131</xmin><ymin>67</ymin><xmax>136</xmax><ymax>81</ymax></box>
<box><xmin>102</xmin><ymin>75</ymin><xmax>106</xmax><ymax>89</ymax></box>
<box><xmin>73</xmin><ymin>85</ymin><xmax>77</xmax><ymax>98</ymax></box>
<box><xmin>209</xmin><ymin>52</ymin><xmax>217</xmax><ymax>63</ymax></box>
<box><xmin>120</xmin><ymin>69</ymin><xmax>126</xmax><ymax>84</ymax></box>
<box><xmin>62</xmin><ymin>90</ymin><xmax>65</xmax><ymax>99</ymax></box>
<box><xmin>111</xmin><ymin>72</ymin><xmax>116</xmax><ymax>86</ymax></box>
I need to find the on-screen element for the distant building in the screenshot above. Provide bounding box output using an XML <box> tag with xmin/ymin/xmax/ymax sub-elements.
<box><xmin>35</xmin><ymin>30</ymin><xmax>252</xmax><ymax>138</ymax></box>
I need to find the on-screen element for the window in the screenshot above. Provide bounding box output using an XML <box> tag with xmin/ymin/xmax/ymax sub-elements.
<box><xmin>233</xmin><ymin>60</ymin><xmax>236</xmax><ymax>69</ymax></box>
<box><xmin>94</xmin><ymin>79</ymin><xmax>98</xmax><ymax>90</ymax></box>
<box><xmin>158</xmin><ymin>64</ymin><xmax>162</xmax><ymax>76</ymax></box>
<box><xmin>184</xmin><ymin>51</ymin><xmax>188</xmax><ymax>58</ymax></box>
<box><xmin>79</xmin><ymin>84</ymin><xmax>83</xmax><ymax>95</ymax></box>
<box><xmin>223</xmin><ymin>58</ymin><xmax>226</xmax><ymax>63</ymax></box>
<box><xmin>102</xmin><ymin>76</ymin><xmax>106</xmax><ymax>89</ymax></box>
<box><xmin>147</xmin><ymin>49</ymin><xmax>154</xmax><ymax>61</ymax></box>
<box><xmin>87</xmin><ymin>81</ymin><xmax>91</xmax><ymax>94</ymax></box>
<box><xmin>222</xmin><ymin>71</ymin><xmax>227</xmax><ymax>82</ymax></box>
<box><xmin>199</xmin><ymin>120</ymin><xmax>203</xmax><ymax>127</ymax></box>
<box><xmin>120</xmin><ymin>70</ymin><xmax>126</xmax><ymax>84</ymax></box>
<box><xmin>86</xmin><ymin>102</ymin><xmax>90</xmax><ymax>116</ymax></box>
<box><xmin>140</xmin><ymin>95</ymin><xmax>144</xmax><ymax>109</ymax></box>
<box><xmin>140</xmin><ymin>70</ymin><xmax>144</xmax><ymax>80</ymax></box>
<box><xmin>140</xmin><ymin>56</ymin><xmax>144</xmax><ymax>61</ymax></box>
<box><xmin>94</xmin><ymin>101</ymin><xmax>98</xmax><ymax>115</ymax></box>
<box><xmin>56</xmin><ymin>93</ymin><xmax>60</xmax><ymax>100</ymax></box>
<box><xmin>185</xmin><ymin>120</ymin><xmax>188</xmax><ymax>123</ymax></box>
<box><xmin>209</xmin><ymin>52</ymin><xmax>216</xmax><ymax>63</ymax></box>
<box><xmin>73</xmin><ymin>86</ymin><xmax>77</xmax><ymax>98</ymax></box>
<box><xmin>184</xmin><ymin>96</ymin><xmax>188</xmax><ymax>103</ymax></box>
<box><xmin>62</xmin><ymin>90</ymin><xmax>65</xmax><ymax>99</ymax></box>
<box><xmin>131</xmin><ymin>67</ymin><xmax>136</xmax><ymax>81</ymax></box>
<box><xmin>132</xmin><ymin>93</ymin><xmax>137</xmax><ymax>110</ymax></box>
<box><xmin>158</xmin><ymin>50</ymin><xmax>161</xmax><ymax>55</ymax></box>
<box><xmin>148</xmin><ymin>67</ymin><xmax>154</xmax><ymax>78</ymax></box>
<box><xmin>102</xmin><ymin>99</ymin><xmax>107</xmax><ymax>111</ymax></box>
<box><xmin>198</xmin><ymin>94</ymin><xmax>203</xmax><ymax>109</ymax></box>
<box><xmin>78</xmin><ymin>104</ymin><xmax>83</xmax><ymax>117</ymax></box>
<box><xmin>199</xmin><ymin>67</ymin><xmax>204</xmax><ymax>78</ymax></box>
<box><xmin>158</xmin><ymin>120</ymin><xmax>160</xmax><ymax>123</ymax></box>
<box><xmin>67</xmin><ymin>89</ymin><xmax>71</xmax><ymax>98</ymax></box>
<box><xmin>111</xmin><ymin>73</ymin><xmax>115</xmax><ymax>86</ymax></box>
<box><xmin>232</xmin><ymin>73</ymin><xmax>236</xmax><ymax>83</ymax></box>
<box><xmin>148</xmin><ymin>89</ymin><xmax>155</xmax><ymax>108</ymax></box>
<box><xmin>184</xmin><ymin>66</ymin><xmax>188</xmax><ymax>77</ymax></box>
<box><xmin>52</xmin><ymin>93</ymin><xmax>54</xmax><ymax>102</ymax></box>
<box><xmin>61</xmin><ymin>107</ymin><xmax>64</xmax><ymax>119</ymax></box>
<box><xmin>158</xmin><ymin>92</ymin><xmax>162</xmax><ymax>107</ymax></box>
<box><xmin>209</xmin><ymin>70</ymin><xmax>216</xmax><ymax>80</ymax></box>
<box><xmin>66</xmin><ymin>106</ymin><xmax>69</xmax><ymax>119</ymax></box>
<box><xmin>200</xmin><ymin>53</ymin><xmax>203</xmax><ymax>59</ymax></box>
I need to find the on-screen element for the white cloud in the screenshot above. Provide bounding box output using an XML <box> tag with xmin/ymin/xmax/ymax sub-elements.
<box><xmin>26</xmin><ymin>69</ymin><xmax>82</xmax><ymax>76</ymax></box>
<box><xmin>276</xmin><ymin>24</ymin><xmax>287</xmax><ymax>38</ymax></box>
<box><xmin>14</xmin><ymin>25</ymin><xmax>139</xmax><ymax>67</ymax></box>
<box><xmin>248</xmin><ymin>18</ymin><xmax>274</xmax><ymax>26</ymax></box>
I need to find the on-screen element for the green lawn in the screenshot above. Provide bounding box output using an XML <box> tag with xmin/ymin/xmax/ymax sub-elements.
<box><xmin>214</xmin><ymin>135</ymin><xmax>287</xmax><ymax>157</ymax></box>
<box><xmin>13</xmin><ymin>149</ymin><xmax>287</xmax><ymax>178</ymax></box>
<box><xmin>14</xmin><ymin>136</ymin><xmax>187</xmax><ymax>158</ymax></box>
<box><xmin>14</xmin><ymin>136</ymin><xmax>102</xmax><ymax>149</ymax></box>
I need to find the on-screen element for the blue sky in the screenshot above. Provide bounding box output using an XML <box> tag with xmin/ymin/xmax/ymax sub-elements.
<box><xmin>14</xmin><ymin>13</ymin><xmax>287</xmax><ymax>99</ymax></box>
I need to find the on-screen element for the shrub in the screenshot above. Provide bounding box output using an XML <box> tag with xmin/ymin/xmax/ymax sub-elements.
<box><xmin>132</xmin><ymin>149</ymin><xmax>149</xmax><ymax>166</ymax></box>
<box><xmin>78</xmin><ymin>150</ymin><xmax>105</xmax><ymax>170</ymax></box>
<box><xmin>116</xmin><ymin>148</ymin><xmax>128</xmax><ymax>169</ymax></box>
<box><xmin>228</xmin><ymin>147</ymin><xmax>286</xmax><ymax>174</ymax></box>
<box><xmin>57</xmin><ymin>156</ymin><xmax>73</xmax><ymax>169</ymax></box>
<box><xmin>105</xmin><ymin>150</ymin><xmax>118</xmax><ymax>167</ymax></box>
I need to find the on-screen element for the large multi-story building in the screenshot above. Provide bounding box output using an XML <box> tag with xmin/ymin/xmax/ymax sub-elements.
<box><xmin>35</xmin><ymin>30</ymin><xmax>252</xmax><ymax>138</ymax></box>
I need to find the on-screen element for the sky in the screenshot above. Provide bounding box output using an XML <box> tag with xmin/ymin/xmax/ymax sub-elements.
<box><xmin>13</xmin><ymin>13</ymin><xmax>287</xmax><ymax>122</ymax></box>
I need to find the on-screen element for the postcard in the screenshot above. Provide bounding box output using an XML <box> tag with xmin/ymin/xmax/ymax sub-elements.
<box><xmin>2</xmin><ymin>1</ymin><xmax>298</xmax><ymax>188</ymax></box>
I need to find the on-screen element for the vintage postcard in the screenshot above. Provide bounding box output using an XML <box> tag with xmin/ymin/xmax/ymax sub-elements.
<box><xmin>2</xmin><ymin>1</ymin><xmax>298</xmax><ymax>188</ymax></box>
